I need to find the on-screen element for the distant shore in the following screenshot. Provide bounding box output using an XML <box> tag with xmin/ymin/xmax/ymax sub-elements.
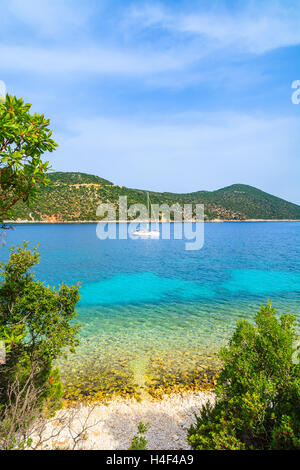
<box><xmin>5</xmin><ymin>219</ymin><xmax>300</xmax><ymax>224</ymax></box>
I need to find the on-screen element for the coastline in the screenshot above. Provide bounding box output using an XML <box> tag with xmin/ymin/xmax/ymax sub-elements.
<box><xmin>34</xmin><ymin>390</ymin><xmax>215</xmax><ymax>450</ymax></box>
<box><xmin>5</xmin><ymin>219</ymin><xmax>300</xmax><ymax>224</ymax></box>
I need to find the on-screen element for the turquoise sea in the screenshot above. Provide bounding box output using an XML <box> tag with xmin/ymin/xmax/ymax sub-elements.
<box><xmin>1</xmin><ymin>222</ymin><xmax>300</xmax><ymax>397</ymax></box>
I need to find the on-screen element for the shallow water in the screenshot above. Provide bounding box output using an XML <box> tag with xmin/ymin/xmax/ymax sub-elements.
<box><xmin>2</xmin><ymin>222</ymin><xmax>300</xmax><ymax>398</ymax></box>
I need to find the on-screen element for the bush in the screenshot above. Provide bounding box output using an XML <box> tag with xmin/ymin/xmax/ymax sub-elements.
<box><xmin>188</xmin><ymin>302</ymin><xmax>300</xmax><ymax>450</ymax></box>
<box><xmin>129</xmin><ymin>422</ymin><xmax>149</xmax><ymax>450</ymax></box>
<box><xmin>0</xmin><ymin>243</ymin><xmax>80</xmax><ymax>448</ymax></box>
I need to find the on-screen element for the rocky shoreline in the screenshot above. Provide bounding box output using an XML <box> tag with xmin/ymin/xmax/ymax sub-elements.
<box><xmin>6</xmin><ymin>219</ymin><xmax>300</xmax><ymax>224</ymax></box>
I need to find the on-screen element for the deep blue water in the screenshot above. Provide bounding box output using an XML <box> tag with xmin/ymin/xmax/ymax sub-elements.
<box><xmin>1</xmin><ymin>222</ymin><xmax>300</xmax><ymax>393</ymax></box>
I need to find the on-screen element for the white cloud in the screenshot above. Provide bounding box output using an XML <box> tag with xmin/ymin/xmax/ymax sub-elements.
<box><xmin>2</xmin><ymin>0</ymin><xmax>299</xmax><ymax>82</ymax></box>
<box><xmin>0</xmin><ymin>43</ymin><xmax>197</xmax><ymax>77</ymax></box>
<box><xmin>51</xmin><ymin>112</ymin><xmax>300</xmax><ymax>204</ymax></box>
<box><xmin>128</xmin><ymin>2</ymin><xmax>300</xmax><ymax>54</ymax></box>
<box><xmin>7</xmin><ymin>0</ymin><xmax>91</xmax><ymax>37</ymax></box>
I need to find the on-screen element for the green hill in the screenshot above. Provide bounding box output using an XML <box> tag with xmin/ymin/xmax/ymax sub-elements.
<box><xmin>12</xmin><ymin>172</ymin><xmax>300</xmax><ymax>222</ymax></box>
<box><xmin>48</xmin><ymin>171</ymin><xmax>113</xmax><ymax>185</ymax></box>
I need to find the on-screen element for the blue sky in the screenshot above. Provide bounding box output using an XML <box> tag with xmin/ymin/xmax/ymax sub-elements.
<box><xmin>1</xmin><ymin>0</ymin><xmax>300</xmax><ymax>203</ymax></box>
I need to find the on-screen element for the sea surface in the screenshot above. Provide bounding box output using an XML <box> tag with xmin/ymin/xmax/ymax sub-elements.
<box><xmin>1</xmin><ymin>222</ymin><xmax>300</xmax><ymax>398</ymax></box>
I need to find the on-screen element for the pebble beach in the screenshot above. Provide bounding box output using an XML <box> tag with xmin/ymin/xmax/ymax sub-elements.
<box><xmin>40</xmin><ymin>391</ymin><xmax>215</xmax><ymax>450</ymax></box>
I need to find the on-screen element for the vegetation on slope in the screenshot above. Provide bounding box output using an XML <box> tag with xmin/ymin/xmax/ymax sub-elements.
<box><xmin>188</xmin><ymin>302</ymin><xmax>300</xmax><ymax>450</ymax></box>
<box><xmin>182</xmin><ymin>184</ymin><xmax>300</xmax><ymax>220</ymax></box>
<box><xmin>12</xmin><ymin>172</ymin><xmax>300</xmax><ymax>222</ymax></box>
<box><xmin>48</xmin><ymin>171</ymin><xmax>113</xmax><ymax>186</ymax></box>
<box><xmin>0</xmin><ymin>244</ymin><xmax>80</xmax><ymax>450</ymax></box>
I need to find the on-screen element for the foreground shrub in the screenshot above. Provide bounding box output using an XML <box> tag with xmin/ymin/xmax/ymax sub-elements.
<box><xmin>188</xmin><ymin>302</ymin><xmax>300</xmax><ymax>450</ymax></box>
<box><xmin>0</xmin><ymin>243</ymin><xmax>80</xmax><ymax>449</ymax></box>
<box><xmin>129</xmin><ymin>422</ymin><xmax>149</xmax><ymax>450</ymax></box>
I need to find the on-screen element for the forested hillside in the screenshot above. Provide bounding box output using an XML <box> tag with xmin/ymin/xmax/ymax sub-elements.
<box><xmin>11</xmin><ymin>172</ymin><xmax>300</xmax><ymax>222</ymax></box>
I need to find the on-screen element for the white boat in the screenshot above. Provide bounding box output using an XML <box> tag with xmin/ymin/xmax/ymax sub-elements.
<box><xmin>132</xmin><ymin>192</ymin><xmax>160</xmax><ymax>238</ymax></box>
<box><xmin>132</xmin><ymin>228</ymin><xmax>160</xmax><ymax>238</ymax></box>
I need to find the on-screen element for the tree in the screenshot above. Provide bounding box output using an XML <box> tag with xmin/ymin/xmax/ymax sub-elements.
<box><xmin>0</xmin><ymin>244</ymin><xmax>80</xmax><ymax>448</ymax></box>
<box><xmin>188</xmin><ymin>302</ymin><xmax>300</xmax><ymax>450</ymax></box>
<box><xmin>0</xmin><ymin>95</ymin><xmax>57</xmax><ymax>225</ymax></box>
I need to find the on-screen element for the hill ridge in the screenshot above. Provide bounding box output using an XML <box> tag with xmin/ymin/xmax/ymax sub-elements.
<box><xmin>12</xmin><ymin>171</ymin><xmax>300</xmax><ymax>222</ymax></box>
